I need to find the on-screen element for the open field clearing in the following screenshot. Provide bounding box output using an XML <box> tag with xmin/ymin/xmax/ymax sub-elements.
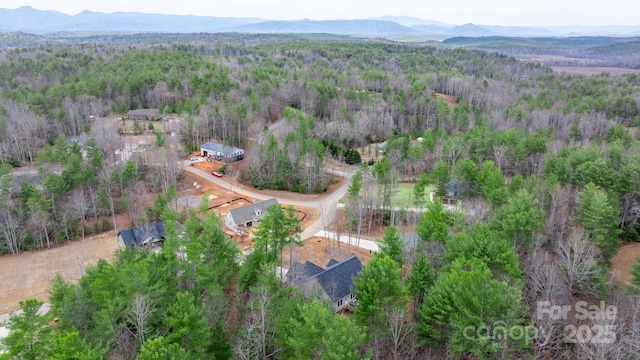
<box><xmin>550</xmin><ymin>66</ymin><xmax>640</xmax><ymax>76</ymax></box>
<box><xmin>394</xmin><ymin>183</ymin><xmax>435</xmax><ymax>207</ymax></box>
<box><xmin>0</xmin><ymin>233</ymin><xmax>119</xmax><ymax>315</ymax></box>
<box><xmin>610</xmin><ymin>242</ymin><xmax>640</xmax><ymax>285</ymax></box>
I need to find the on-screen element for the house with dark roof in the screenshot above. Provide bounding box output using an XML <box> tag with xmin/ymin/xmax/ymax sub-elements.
<box><xmin>446</xmin><ymin>180</ymin><xmax>461</xmax><ymax>198</ymax></box>
<box><xmin>225</xmin><ymin>198</ymin><xmax>278</xmax><ymax>230</ymax></box>
<box><xmin>128</xmin><ymin>109</ymin><xmax>159</xmax><ymax>121</ymax></box>
<box><xmin>291</xmin><ymin>257</ymin><xmax>362</xmax><ymax>312</ymax></box>
<box><xmin>117</xmin><ymin>221</ymin><xmax>184</xmax><ymax>250</ymax></box>
<box><xmin>200</xmin><ymin>142</ymin><xmax>245</xmax><ymax>162</ymax></box>
<box><xmin>441</xmin><ymin>179</ymin><xmax>467</xmax><ymax>205</ymax></box>
<box><xmin>287</xmin><ymin>260</ymin><xmax>325</xmax><ymax>284</ymax></box>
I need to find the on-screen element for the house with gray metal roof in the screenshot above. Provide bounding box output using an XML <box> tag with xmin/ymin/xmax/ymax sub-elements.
<box><xmin>225</xmin><ymin>198</ymin><xmax>278</xmax><ymax>231</ymax></box>
<box><xmin>200</xmin><ymin>141</ymin><xmax>245</xmax><ymax>162</ymax></box>
<box><xmin>294</xmin><ymin>257</ymin><xmax>362</xmax><ymax>312</ymax></box>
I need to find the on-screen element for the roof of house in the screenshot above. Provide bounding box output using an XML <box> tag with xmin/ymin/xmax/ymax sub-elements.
<box><xmin>117</xmin><ymin>221</ymin><xmax>183</xmax><ymax>247</ymax></box>
<box><xmin>288</xmin><ymin>260</ymin><xmax>325</xmax><ymax>282</ymax></box>
<box><xmin>296</xmin><ymin>257</ymin><xmax>362</xmax><ymax>303</ymax></box>
<box><xmin>228</xmin><ymin>198</ymin><xmax>278</xmax><ymax>225</ymax></box>
<box><xmin>326</xmin><ymin>259</ymin><xmax>340</xmax><ymax>267</ymax></box>
<box><xmin>201</xmin><ymin>142</ymin><xmax>243</xmax><ymax>154</ymax></box>
<box><xmin>315</xmin><ymin>257</ymin><xmax>362</xmax><ymax>302</ymax></box>
<box><xmin>128</xmin><ymin>109</ymin><xmax>158</xmax><ymax>117</ymax></box>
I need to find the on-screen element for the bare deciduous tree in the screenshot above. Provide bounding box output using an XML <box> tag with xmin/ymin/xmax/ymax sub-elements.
<box><xmin>1</xmin><ymin>101</ymin><xmax>41</xmax><ymax>166</ymax></box>
<box><xmin>556</xmin><ymin>230</ymin><xmax>604</xmax><ymax>297</ymax></box>
<box><xmin>233</xmin><ymin>287</ymin><xmax>276</xmax><ymax>360</ymax></box>
<box><xmin>546</xmin><ymin>185</ymin><xmax>575</xmax><ymax>243</ymax></box>
<box><xmin>462</xmin><ymin>197</ymin><xmax>492</xmax><ymax>227</ymax></box>
<box><xmin>386</xmin><ymin>306</ymin><xmax>414</xmax><ymax>360</ymax></box>
<box><xmin>525</xmin><ymin>247</ymin><xmax>571</xmax><ymax>359</ymax></box>
<box><xmin>0</xmin><ymin>207</ymin><xmax>24</xmax><ymax>255</ymax></box>
<box><xmin>68</xmin><ymin>188</ymin><xmax>89</xmax><ymax>239</ymax></box>
<box><xmin>127</xmin><ymin>293</ymin><xmax>155</xmax><ymax>346</ymax></box>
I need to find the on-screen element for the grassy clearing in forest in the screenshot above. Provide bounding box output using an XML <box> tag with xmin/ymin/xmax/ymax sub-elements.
<box><xmin>393</xmin><ymin>183</ymin><xmax>436</xmax><ymax>207</ymax></box>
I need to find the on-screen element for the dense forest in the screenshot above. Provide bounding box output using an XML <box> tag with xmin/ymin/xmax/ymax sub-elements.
<box><xmin>2</xmin><ymin>33</ymin><xmax>640</xmax><ymax>359</ymax></box>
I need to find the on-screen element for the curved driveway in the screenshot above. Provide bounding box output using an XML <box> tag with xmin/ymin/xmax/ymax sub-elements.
<box><xmin>184</xmin><ymin>166</ymin><xmax>354</xmax><ymax>240</ymax></box>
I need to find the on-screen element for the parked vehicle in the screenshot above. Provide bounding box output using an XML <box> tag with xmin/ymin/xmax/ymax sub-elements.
<box><xmin>212</xmin><ymin>171</ymin><xmax>223</xmax><ymax>178</ymax></box>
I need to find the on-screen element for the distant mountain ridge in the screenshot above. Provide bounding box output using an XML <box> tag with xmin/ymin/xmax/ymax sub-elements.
<box><xmin>233</xmin><ymin>19</ymin><xmax>421</xmax><ymax>35</ymax></box>
<box><xmin>2</xmin><ymin>6</ymin><xmax>640</xmax><ymax>36</ymax></box>
<box><xmin>0</xmin><ymin>6</ymin><xmax>260</xmax><ymax>33</ymax></box>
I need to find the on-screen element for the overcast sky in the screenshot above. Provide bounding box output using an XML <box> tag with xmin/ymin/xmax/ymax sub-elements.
<box><xmin>3</xmin><ymin>1</ymin><xmax>638</xmax><ymax>26</ymax></box>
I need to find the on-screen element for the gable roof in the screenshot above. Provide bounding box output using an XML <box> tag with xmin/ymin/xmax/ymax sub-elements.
<box><xmin>117</xmin><ymin>228</ymin><xmax>137</xmax><ymax>246</ymax></box>
<box><xmin>128</xmin><ymin>109</ymin><xmax>158</xmax><ymax>117</ymax></box>
<box><xmin>228</xmin><ymin>198</ymin><xmax>278</xmax><ymax>225</ymax></box>
<box><xmin>314</xmin><ymin>257</ymin><xmax>363</xmax><ymax>302</ymax></box>
<box><xmin>117</xmin><ymin>221</ymin><xmax>183</xmax><ymax>247</ymax></box>
<box><xmin>288</xmin><ymin>260</ymin><xmax>325</xmax><ymax>282</ymax></box>
<box><xmin>326</xmin><ymin>259</ymin><xmax>340</xmax><ymax>267</ymax></box>
<box><xmin>201</xmin><ymin>141</ymin><xmax>243</xmax><ymax>154</ymax></box>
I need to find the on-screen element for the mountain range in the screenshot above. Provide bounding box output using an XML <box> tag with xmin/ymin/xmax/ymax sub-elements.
<box><xmin>2</xmin><ymin>6</ymin><xmax>640</xmax><ymax>37</ymax></box>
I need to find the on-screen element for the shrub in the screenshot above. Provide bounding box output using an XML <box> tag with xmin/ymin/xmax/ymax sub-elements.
<box><xmin>102</xmin><ymin>219</ymin><xmax>113</xmax><ymax>232</ymax></box>
<box><xmin>344</xmin><ymin>148</ymin><xmax>362</xmax><ymax>165</ymax></box>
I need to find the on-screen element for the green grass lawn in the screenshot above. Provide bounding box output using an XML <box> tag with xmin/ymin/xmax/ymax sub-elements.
<box><xmin>393</xmin><ymin>183</ymin><xmax>435</xmax><ymax>208</ymax></box>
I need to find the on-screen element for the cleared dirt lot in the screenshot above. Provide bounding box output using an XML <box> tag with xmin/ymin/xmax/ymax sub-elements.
<box><xmin>0</xmin><ymin>163</ymin><xmax>340</xmax><ymax>316</ymax></box>
<box><xmin>0</xmin><ymin>233</ymin><xmax>119</xmax><ymax>315</ymax></box>
<box><xmin>610</xmin><ymin>242</ymin><xmax>640</xmax><ymax>285</ymax></box>
<box><xmin>436</xmin><ymin>93</ymin><xmax>456</xmax><ymax>108</ymax></box>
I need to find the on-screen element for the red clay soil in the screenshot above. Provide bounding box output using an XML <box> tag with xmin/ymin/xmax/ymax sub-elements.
<box><xmin>0</xmin><ymin>161</ymin><xmax>341</xmax><ymax>315</ymax></box>
<box><xmin>436</xmin><ymin>93</ymin><xmax>456</xmax><ymax>109</ymax></box>
<box><xmin>188</xmin><ymin>154</ymin><xmax>350</xmax><ymax>202</ymax></box>
<box><xmin>610</xmin><ymin>242</ymin><xmax>640</xmax><ymax>285</ymax></box>
<box><xmin>283</xmin><ymin>236</ymin><xmax>374</xmax><ymax>269</ymax></box>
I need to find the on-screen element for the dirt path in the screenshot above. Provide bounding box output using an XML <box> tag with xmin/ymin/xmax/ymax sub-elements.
<box><xmin>0</xmin><ymin>233</ymin><xmax>118</xmax><ymax>315</ymax></box>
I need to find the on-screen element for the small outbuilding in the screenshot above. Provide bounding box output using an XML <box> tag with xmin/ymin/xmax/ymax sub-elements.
<box><xmin>225</xmin><ymin>198</ymin><xmax>278</xmax><ymax>231</ymax></box>
<box><xmin>200</xmin><ymin>141</ymin><xmax>245</xmax><ymax>162</ymax></box>
<box><xmin>128</xmin><ymin>109</ymin><xmax>159</xmax><ymax>121</ymax></box>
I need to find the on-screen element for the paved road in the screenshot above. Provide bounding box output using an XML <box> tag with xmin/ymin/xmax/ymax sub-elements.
<box><xmin>0</xmin><ymin>302</ymin><xmax>51</xmax><ymax>345</ymax></box>
<box><xmin>314</xmin><ymin>230</ymin><xmax>380</xmax><ymax>252</ymax></box>
<box><xmin>184</xmin><ymin>166</ymin><xmax>354</xmax><ymax>240</ymax></box>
